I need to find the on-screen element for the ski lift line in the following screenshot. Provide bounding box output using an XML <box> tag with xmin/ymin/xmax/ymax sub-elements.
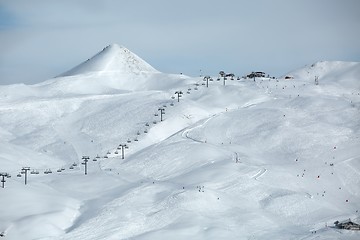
<box><xmin>5</xmin><ymin>78</ymin><xmax>214</xmax><ymax>186</ymax></box>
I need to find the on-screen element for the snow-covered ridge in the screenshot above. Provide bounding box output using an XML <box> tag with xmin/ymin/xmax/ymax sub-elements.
<box><xmin>58</xmin><ymin>43</ymin><xmax>159</xmax><ymax>77</ymax></box>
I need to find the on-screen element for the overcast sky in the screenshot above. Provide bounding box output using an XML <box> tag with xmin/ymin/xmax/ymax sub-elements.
<box><xmin>0</xmin><ymin>0</ymin><xmax>359</xmax><ymax>85</ymax></box>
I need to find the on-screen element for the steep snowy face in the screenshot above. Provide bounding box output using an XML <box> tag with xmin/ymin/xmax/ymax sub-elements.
<box><xmin>59</xmin><ymin>44</ymin><xmax>159</xmax><ymax>77</ymax></box>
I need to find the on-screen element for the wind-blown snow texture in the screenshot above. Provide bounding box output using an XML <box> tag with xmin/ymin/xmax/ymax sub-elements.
<box><xmin>0</xmin><ymin>44</ymin><xmax>359</xmax><ymax>240</ymax></box>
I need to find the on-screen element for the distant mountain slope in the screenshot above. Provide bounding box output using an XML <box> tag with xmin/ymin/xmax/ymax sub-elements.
<box><xmin>284</xmin><ymin>61</ymin><xmax>360</xmax><ymax>89</ymax></box>
<box><xmin>59</xmin><ymin>44</ymin><xmax>159</xmax><ymax>77</ymax></box>
<box><xmin>31</xmin><ymin>44</ymin><xmax>191</xmax><ymax>94</ymax></box>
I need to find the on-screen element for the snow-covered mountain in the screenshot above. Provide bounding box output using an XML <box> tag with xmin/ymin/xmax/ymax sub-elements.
<box><xmin>59</xmin><ymin>44</ymin><xmax>159</xmax><ymax>77</ymax></box>
<box><xmin>0</xmin><ymin>45</ymin><xmax>359</xmax><ymax>240</ymax></box>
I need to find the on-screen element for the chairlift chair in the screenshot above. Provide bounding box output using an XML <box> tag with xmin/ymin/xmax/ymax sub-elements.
<box><xmin>93</xmin><ymin>158</ymin><xmax>97</xmax><ymax>161</ymax></box>
<box><xmin>134</xmin><ymin>138</ymin><xmax>138</xmax><ymax>142</ymax></box>
<box><xmin>127</xmin><ymin>139</ymin><xmax>131</xmax><ymax>143</ymax></box>
<box><xmin>145</xmin><ymin>123</ymin><xmax>150</xmax><ymax>126</ymax></box>
<box><xmin>144</xmin><ymin>129</ymin><xmax>148</xmax><ymax>133</ymax></box>
<box><xmin>107</xmin><ymin>151</ymin><xmax>111</xmax><ymax>154</ymax></box>
<box><xmin>69</xmin><ymin>166</ymin><xmax>74</xmax><ymax>170</ymax></box>
<box><xmin>170</xmin><ymin>103</ymin><xmax>174</xmax><ymax>106</ymax></box>
<box><xmin>104</xmin><ymin>155</ymin><xmax>108</xmax><ymax>158</ymax></box>
<box><xmin>72</xmin><ymin>163</ymin><xmax>78</xmax><ymax>166</ymax></box>
<box><xmin>31</xmin><ymin>170</ymin><xmax>36</xmax><ymax>174</ymax></box>
<box><xmin>17</xmin><ymin>173</ymin><xmax>22</xmax><ymax>177</ymax></box>
<box><xmin>61</xmin><ymin>167</ymin><xmax>65</xmax><ymax>171</ymax></box>
<box><xmin>114</xmin><ymin>151</ymin><xmax>118</xmax><ymax>154</ymax></box>
<box><xmin>154</xmin><ymin>113</ymin><xmax>159</xmax><ymax>116</ymax></box>
<box><xmin>57</xmin><ymin>169</ymin><xmax>62</xmax><ymax>173</ymax></box>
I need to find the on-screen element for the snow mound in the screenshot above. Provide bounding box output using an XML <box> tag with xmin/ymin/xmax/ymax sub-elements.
<box><xmin>59</xmin><ymin>44</ymin><xmax>159</xmax><ymax>77</ymax></box>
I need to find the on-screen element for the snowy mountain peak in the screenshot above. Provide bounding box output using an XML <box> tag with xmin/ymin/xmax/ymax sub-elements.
<box><xmin>59</xmin><ymin>43</ymin><xmax>159</xmax><ymax>77</ymax></box>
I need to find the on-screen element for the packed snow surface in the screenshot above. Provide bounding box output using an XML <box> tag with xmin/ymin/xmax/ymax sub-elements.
<box><xmin>0</xmin><ymin>44</ymin><xmax>359</xmax><ymax>240</ymax></box>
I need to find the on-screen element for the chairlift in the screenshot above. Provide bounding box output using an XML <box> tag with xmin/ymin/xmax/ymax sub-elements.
<box><xmin>114</xmin><ymin>151</ymin><xmax>118</xmax><ymax>154</ymax></box>
<box><xmin>104</xmin><ymin>155</ymin><xmax>108</xmax><ymax>159</ymax></box>
<box><xmin>96</xmin><ymin>155</ymin><xmax>100</xmax><ymax>159</ymax></box>
<box><xmin>217</xmin><ymin>77</ymin><xmax>220</xmax><ymax>81</ymax></box>
<box><xmin>35</xmin><ymin>171</ymin><xmax>39</xmax><ymax>174</ymax></box>
<box><xmin>17</xmin><ymin>173</ymin><xmax>22</xmax><ymax>177</ymax></box>
<box><xmin>93</xmin><ymin>158</ymin><xmax>97</xmax><ymax>162</ymax></box>
<box><xmin>154</xmin><ymin>113</ymin><xmax>159</xmax><ymax>117</ymax></box>
<box><xmin>127</xmin><ymin>139</ymin><xmax>131</xmax><ymax>143</ymax></box>
<box><xmin>210</xmin><ymin>78</ymin><xmax>214</xmax><ymax>81</ymax></box>
<box><xmin>201</xmin><ymin>83</ymin><xmax>205</xmax><ymax>85</ymax></box>
<box><xmin>144</xmin><ymin>130</ymin><xmax>148</xmax><ymax>133</ymax></box>
<box><xmin>145</xmin><ymin>123</ymin><xmax>150</xmax><ymax>126</ymax></box>
<box><xmin>61</xmin><ymin>167</ymin><xmax>65</xmax><ymax>171</ymax></box>
<box><xmin>107</xmin><ymin>151</ymin><xmax>111</xmax><ymax>154</ymax></box>
<box><xmin>57</xmin><ymin>169</ymin><xmax>62</xmax><ymax>173</ymax></box>
<box><xmin>69</xmin><ymin>166</ymin><xmax>74</xmax><ymax>170</ymax></box>
<box><xmin>171</xmin><ymin>96</ymin><xmax>175</xmax><ymax>99</ymax></box>
<box><xmin>194</xmin><ymin>87</ymin><xmax>198</xmax><ymax>90</ymax></box>
<box><xmin>187</xmin><ymin>91</ymin><xmax>190</xmax><ymax>94</ymax></box>
<box><xmin>44</xmin><ymin>170</ymin><xmax>48</xmax><ymax>174</ymax></box>
<box><xmin>163</xmin><ymin>105</ymin><xmax>167</xmax><ymax>108</ymax></box>
<box><xmin>134</xmin><ymin>138</ymin><xmax>138</xmax><ymax>142</ymax></box>
<box><xmin>137</xmin><ymin>131</ymin><xmax>140</xmax><ymax>135</ymax></box>
<box><xmin>125</xmin><ymin>145</ymin><xmax>129</xmax><ymax>149</ymax></box>
<box><xmin>170</xmin><ymin>103</ymin><xmax>174</xmax><ymax>106</ymax></box>
<box><xmin>72</xmin><ymin>163</ymin><xmax>78</xmax><ymax>166</ymax></box>
<box><xmin>153</xmin><ymin>121</ymin><xmax>157</xmax><ymax>124</ymax></box>
<box><xmin>188</xmin><ymin>88</ymin><xmax>191</xmax><ymax>91</ymax></box>
<box><xmin>31</xmin><ymin>170</ymin><xmax>36</xmax><ymax>174</ymax></box>
<box><xmin>48</xmin><ymin>169</ymin><xmax>52</xmax><ymax>174</ymax></box>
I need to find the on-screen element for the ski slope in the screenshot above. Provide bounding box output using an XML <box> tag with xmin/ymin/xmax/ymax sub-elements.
<box><xmin>0</xmin><ymin>45</ymin><xmax>359</xmax><ymax>240</ymax></box>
